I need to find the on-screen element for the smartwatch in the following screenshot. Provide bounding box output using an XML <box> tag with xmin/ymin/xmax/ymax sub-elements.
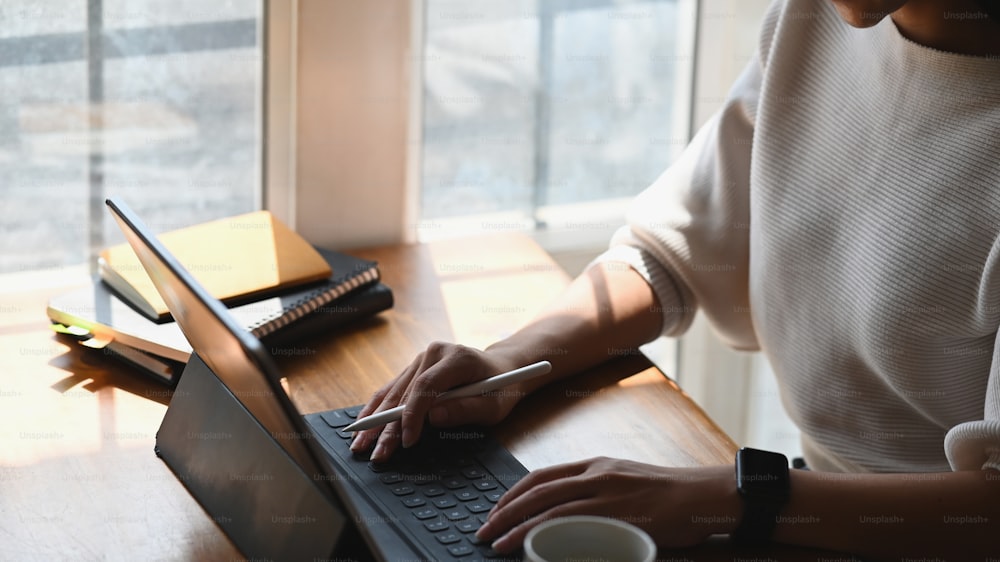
<box><xmin>732</xmin><ymin>447</ymin><xmax>790</xmax><ymax>544</ymax></box>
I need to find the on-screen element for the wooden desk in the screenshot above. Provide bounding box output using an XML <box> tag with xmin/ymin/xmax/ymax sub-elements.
<box><xmin>0</xmin><ymin>233</ymin><xmax>830</xmax><ymax>561</ymax></box>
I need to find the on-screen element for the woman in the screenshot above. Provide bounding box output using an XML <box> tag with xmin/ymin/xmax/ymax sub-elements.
<box><xmin>351</xmin><ymin>0</ymin><xmax>1000</xmax><ymax>557</ymax></box>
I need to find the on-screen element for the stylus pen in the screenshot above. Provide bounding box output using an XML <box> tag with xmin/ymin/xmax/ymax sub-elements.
<box><xmin>342</xmin><ymin>360</ymin><xmax>552</xmax><ymax>432</ymax></box>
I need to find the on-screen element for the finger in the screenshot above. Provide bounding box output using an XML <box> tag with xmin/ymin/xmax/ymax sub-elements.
<box><xmin>355</xmin><ymin>382</ymin><xmax>390</xmax><ymax>419</ymax></box>
<box><xmin>489</xmin><ymin>499</ymin><xmax>597</xmax><ymax>554</ymax></box>
<box><xmin>399</xmin><ymin>346</ymin><xmax>488</xmax><ymax>447</ymax></box>
<box><xmin>478</xmin><ymin>471</ymin><xmax>594</xmax><ymax>542</ymax></box>
<box><xmin>392</xmin><ymin>351</ymin><xmax>444</xmax><ymax>449</ymax></box>
<box><xmin>426</xmin><ymin>396</ymin><xmax>495</xmax><ymax>427</ymax></box>
<box><xmin>370</xmin><ymin>419</ymin><xmax>403</xmax><ymax>463</ymax></box>
<box><xmin>400</xmin><ymin>345</ymin><xmax>442</xmax><ymax>447</ymax></box>
<box><xmin>349</xmin><ymin>384</ymin><xmax>391</xmax><ymax>452</ymax></box>
<box><xmin>354</xmin><ymin>343</ymin><xmax>448</xmax><ymax>453</ymax></box>
<box><xmin>351</xmin><ymin>359</ymin><xmax>421</xmax><ymax>452</ymax></box>
<box><xmin>489</xmin><ymin>459</ymin><xmax>589</xmax><ymax>515</ymax></box>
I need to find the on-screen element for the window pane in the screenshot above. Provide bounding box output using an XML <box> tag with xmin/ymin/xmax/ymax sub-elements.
<box><xmin>547</xmin><ymin>3</ymin><xmax>686</xmax><ymax>205</ymax></box>
<box><xmin>0</xmin><ymin>2</ymin><xmax>87</xmax><ymax>38</ymax></box>
<box><xmin>421</xmin><ymin>0</ymin><xmax>693</xmax><ymax>223</ymax></box>
<box><xmin>422</xmin><ymin>2</ymin><xmax>540</xmax><ymax>218</ymax></box>
<box><xmin>0</xmin><ymin>0</ymin><xmax>261</xmax><ymax>274</ymax></box>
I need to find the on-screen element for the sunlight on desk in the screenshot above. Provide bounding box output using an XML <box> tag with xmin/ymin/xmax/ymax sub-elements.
<box><xmin>0</xmin><ymin>234</ymin><xmax>773</xmax><ymax>561</ymax></box>
<box><xmin>0</xmin><ymin>288</ymin><xmax>239</xmax><ymax>559</ymax></box>
<box><xmin>428</xmin><ymin>235</ymin><xmax>569</xmax><ymax>349</ymax></box>
<box><xmin>500</xmin><ymin>356</ymin><xmax>736</xmax><ymax>471</ymax></box>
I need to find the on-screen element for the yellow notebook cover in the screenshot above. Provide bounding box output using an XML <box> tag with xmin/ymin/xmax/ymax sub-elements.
<box><xmin>99</xmin><ymin>210</ymin><xmax>332</xmax><ymax>321</ymax></box>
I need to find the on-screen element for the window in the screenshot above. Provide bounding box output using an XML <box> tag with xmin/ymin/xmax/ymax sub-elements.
<box><xmin>0</xmin><ymin>0</ymin><xmax>262</xmax><ymax>275</ymax></box>
<box><xmin>419</xmin><ymin>0</ymin><xmax>695</xmax><ymax>238</ymax></box>
<box><xmin>417</xmin><ymin>0</ymin><xmax>791</xmax><ymax>452</ymax></box>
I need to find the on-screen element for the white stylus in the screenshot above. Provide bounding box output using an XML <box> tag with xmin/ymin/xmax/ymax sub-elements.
<box><xmin>342</xmin><ymin>360</ymin><xmax>552</xmax><ymax>432</ymax></box>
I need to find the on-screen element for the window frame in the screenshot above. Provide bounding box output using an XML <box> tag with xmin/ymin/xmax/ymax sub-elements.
<box><xmin>263</xmin><ymin>0</ymin><xmax>298</xmax><ymax>229</ymax></box>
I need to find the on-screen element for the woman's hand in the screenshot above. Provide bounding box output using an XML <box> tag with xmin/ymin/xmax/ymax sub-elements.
<box><xmin>350</xmin><ymin>342</ymin><xmax>528</xmax><ymax>462</ymax></box>
<box><xmin>475</xmin><ymin>457</ymin><xmax>741</xmax><ymax>554</ymax></box>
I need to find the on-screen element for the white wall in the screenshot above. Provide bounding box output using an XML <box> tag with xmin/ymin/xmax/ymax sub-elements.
<box><xmin>269</xmin><ymin>0</ymin><xmax>415</xmax><ymax>250</ymax></box>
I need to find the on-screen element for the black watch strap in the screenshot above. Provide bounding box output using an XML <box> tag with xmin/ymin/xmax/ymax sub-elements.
<box><xmin>732</xmin><ymin>447</ymin><xmax>790</xmax><ymax>544</ymax></box>
<box><xmin>731</xmin><ymin>493</ymin><xmax>785</xmax><ymax>544</ymax></box>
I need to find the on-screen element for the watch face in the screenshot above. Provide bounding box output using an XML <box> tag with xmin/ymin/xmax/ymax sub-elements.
<box><xmin>737</xmin><ymin>448</ymin><xmax>790</xmax><ymax>498</ymax></box>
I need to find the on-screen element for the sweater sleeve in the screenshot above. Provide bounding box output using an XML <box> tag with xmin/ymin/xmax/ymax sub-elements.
<box><xmin>944</xmin><ymin>335</ymin><xmax>1000</xmax><ymax>471</ymax></box>
<box><xmin>591</xmin><ymin>0</ymin><xmax>784</xmax><ymax>350</ymax></box>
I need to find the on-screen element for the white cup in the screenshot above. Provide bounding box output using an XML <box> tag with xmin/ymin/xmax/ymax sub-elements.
<box><xmin>522</xmin><ymin>515</ymin><xmax>657</xmax><ymax>562</ymax></box>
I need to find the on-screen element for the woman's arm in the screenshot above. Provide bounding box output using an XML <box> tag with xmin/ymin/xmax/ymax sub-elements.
<box><xmin>477</xmin><ymin>457</ymin><xmax>1000</xmax><ymax>560</ymax></box>
<box><xmin>776</xmin><ymin>466</ymin><xmax>1000</xmax><ymax>560</ymax></box>
<box><xmin>351</xmin><ymin>261</ymin><xmax>664</xmax><ymax>462</ymax></box>
<box><xmin>485</xmin><ymin>261</ymin><xmax>663</xmax><ymax>394</ymax></box>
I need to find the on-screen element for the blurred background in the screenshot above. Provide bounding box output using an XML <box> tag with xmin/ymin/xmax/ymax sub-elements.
<box><xmin>0</xmin><ymin>0</ymin><xmax>797</xmax><ymax>457</ymax></box>
<box><xmin>1</xmin><ymin>0</ymin><xmax>689</xmax><ymax>272</ymax></box>
<box><xmin>0</xmin><ymin>0</ymin><xmax>261</xmax><ymax>273</ymax></box>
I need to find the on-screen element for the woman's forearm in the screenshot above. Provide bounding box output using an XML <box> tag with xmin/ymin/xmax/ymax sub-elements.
<box><xmin>771</xmin><ymin>468</ymin><xmax>1000</xmax><ymax>559</ymax></box>
<box><xmin>486</xmin><ymin>261</ymin><xmax>664</xmax><ymax>395</ymax></box>
<box><xmin>353</xmin><ymin>261</ymin><xmax>665</xmax><ymax>459</ymax></box>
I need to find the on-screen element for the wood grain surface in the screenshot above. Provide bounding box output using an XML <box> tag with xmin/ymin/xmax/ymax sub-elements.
<box><xmin>0</xmin><ymin>233</ymin><xmax>840</xmax><ymax>561</ymax></box>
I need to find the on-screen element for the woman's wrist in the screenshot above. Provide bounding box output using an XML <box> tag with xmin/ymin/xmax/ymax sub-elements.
<box><xmin>484</xmin><ymin>340</ymin><xmax>555</xmax><ymax>393</ymax></box>
<box><xmin>473</xmin><ymin>343</ymin><xmax>537</xmax><ymax>410</ymax></box>
<box><xmin>707</xmin><ymin>465</ymin><xmax>743</xmax><ymax>535</ymax></box>
<box><xmin>673</xmin><ymin>465</ymin><xmax>743</xmax><ymax>537</ymax></box>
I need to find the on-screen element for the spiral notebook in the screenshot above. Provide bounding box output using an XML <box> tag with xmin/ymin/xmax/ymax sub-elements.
<box><xmin>48</xmin><ymin>247</ymin><xmax>393</xmax><ymax>385</ymax></box>
<box><xmin>243</xmin><ymin>248</ymin><xmax>384</xmax><ymax>339</ymax></box>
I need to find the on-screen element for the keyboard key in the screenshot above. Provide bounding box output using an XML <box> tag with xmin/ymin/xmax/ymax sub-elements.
<box><xmin>336</xmin><ymin>429</ymin><xmax>353</xmax><ymax>439</ymax></box>
<box><xmin>467</xmin><ymin>501</ymin><xmax>491</xmax><ymax>514</ymax></box>
<box><xmin>479</xmin><ymin>545</ymin><xmax>504</xmax><ymax>558</ymax></box>
<box><xmin>461</xmin><ymin>467</ymin><xmax>486</xmax><ymax>479</ymax></box>
<box><xmin>473</xmin><ymin>480</ymin><xmax>498</xmax><ymax>491</ymax></box>
<box><xmin>424</xmin><ymin>519</ymin><xmax>449</xmax><ymax>532</ymax></box>
<box><xmin>444</xmin><ymin>509</ymin><xmax>469</xmax><ymax>521</ymax></box>
<box><xmin>447</xmin><ymin>544</ymin><xmax>475</xmax><ymax>556</ymax></box>
<box><xmin>484</xmin><ymin>491</ymin><xmax>503</xmax><ymax>503</ymax></box>
<box><xmin>410</xmin><ymin>474</ymin><xmax>436</xmax><ymax>486</ymax></box>
<box><xmin>418</xmin><ymin>456</ymin><xmax>440</xmax><ymax>467</ymax></box>
<box><xmin>436</xmin><ymin>531</ymin><xmax>462</xmax><ymax>545</ymax></box>
<box><xmin>344</xmin><ymin>406</ymin><xmax>361</xmax><ymax>418</ymax></box>
<box><xmin>401</xmin><ymin>496</ymin><xmax>426</xmax><ymax>508</ymax></box>
<box><xmin>454</xmin><ymin>490</ymin><xmax>478</xmax><ymax>502</ymax></box>
<box><xmin>455</xmin><ymin>520</ymin><xmax>480</xmax><ymax>533</ymax></box>
<box><xmin>423</xmin><ymin>486</ymin><xmax>446</xmax><ymax>497</ymax></box>
<box><xmin>391</xmin><ymin>484</ymin><xmax>415</xmax><ymax>496</ymax></box>
<box><xmin>320</xmin><ymin>409</ymin><xmax>352</xmax><ymax>428</ymax></box>
<box><xmin>413</xmin><ymin>508</ymin><xmax>437</xmax><ymax>520</ymax></box>
<box><xmin>434</xmin><ymin>467</ymin><xmax>457</xmax><ymax>478</ymax></box>
<box><xmin>433</xmin><ymin>497</ymin><xmax>457</xmax><ymax>509</ymax></box>
<box><xmin>378</xmin><ymin>472</ymin><xmax>403</xmax><ymax>484</ymax></box>
<box><xmin>443</xmin><ymin>478</ymin><xmax>466</xmax><ymax>490</ymax></box>
<box><xmin>396</xmin><ymin>462</ymin><xmax>419</xmax><ymax>474</ymax></box>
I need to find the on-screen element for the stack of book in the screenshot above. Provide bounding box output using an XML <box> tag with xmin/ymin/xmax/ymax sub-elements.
<box><xmin>47</xmin><ymin>211</ymin><xmax>393</xmax><ymax>386</ymax></box>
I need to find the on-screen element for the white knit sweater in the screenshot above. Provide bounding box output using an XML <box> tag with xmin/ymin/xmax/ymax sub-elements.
<box><xmin>597</xmin><ymin>0</ymin><xmax>1000</xmax><ymax>473</ymax></box>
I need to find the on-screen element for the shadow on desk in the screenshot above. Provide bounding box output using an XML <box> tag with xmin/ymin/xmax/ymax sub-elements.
<box><xmin>0</xmin><ymin>234</ymin><xmax>850</xmax><ymax>560</ymax></box>
<box><xmin>500</xmin><ymin>355</ymin><xmax>737</xmax><ymax>471</ymax></box>
<box><xmin>0</xmin><ymin>444</ymin><xmax>245</xmax><ymax>559</ymax></box>
<box><xmin>670</xmin><ymin>536</ymin><xmax>862</xmax><ymax>561</ymax></box>
<box><xmin>47</xmin><ymin>333</ymin><xmax>174</xmax><ymax>406</ymax></box>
